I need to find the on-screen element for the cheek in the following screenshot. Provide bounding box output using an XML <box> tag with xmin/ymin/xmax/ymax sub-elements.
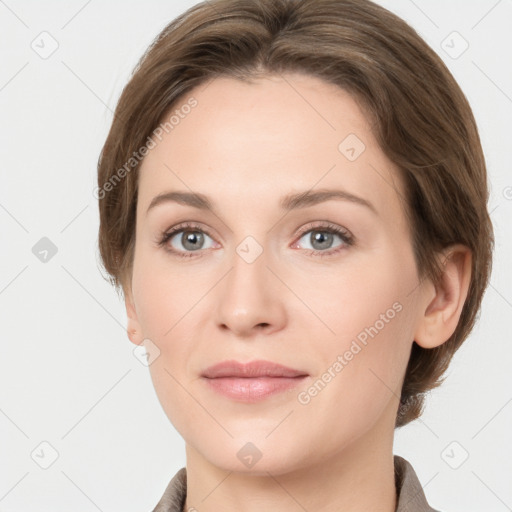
<box><xmin>290</xmin><ymin>248</ymin><xmax>415</xmax><ymax>344</ymax></box>
<box><xmin>133</xmin><ymin>272</ymin><xmax>196</xmax><ymax>369</ymax></box>
<box><xmin>131</xmin><ymin>242</ymin><xmax>196</xmax><ymax>339</ymax></box>
<box><xmin>290</xmin><ymin>295</ymin><xmax>415</xmax><ymax>453</ymax></box>
<box><xmin>131</xmin><ymin>252</ymin><xmax>207</xmax><ymax>430</ymax></box>
<box><xmin>293</xmin><ymin>247</ymin><xmax>417</xmax><ymax>403</ymax></box>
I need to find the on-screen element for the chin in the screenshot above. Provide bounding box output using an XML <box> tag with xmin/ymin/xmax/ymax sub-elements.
<box><xmin>195</xmin><ymin>436</ymin><xmax>311</xmax><ymax>477</ymax></box>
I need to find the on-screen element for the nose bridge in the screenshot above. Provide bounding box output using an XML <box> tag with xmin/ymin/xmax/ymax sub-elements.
<box><xmin>214</xmin><ymin>234</ymin><xmax>285</xmax><ymax>335</ymax></box>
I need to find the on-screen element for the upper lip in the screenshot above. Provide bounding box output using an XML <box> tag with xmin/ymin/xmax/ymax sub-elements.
<box><xmin>201</xmin><ymin>360</ymin><xmax>308</xmax><ymax>378</ymax></box>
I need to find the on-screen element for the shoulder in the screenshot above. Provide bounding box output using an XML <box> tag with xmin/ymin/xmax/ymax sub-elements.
<box><xmin>151</xmin><ymin>467</ymin><xmax>187</xmax><ymax>512</ymax></box>
<box><xmin>394</xmin><ymin>455</ymin><xmax>443</xmax><ymax>512</ymax></box>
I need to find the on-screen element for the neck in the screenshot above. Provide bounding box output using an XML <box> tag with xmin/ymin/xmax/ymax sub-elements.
<box><xmin>183</xmin><ymin>410</ymin><xmax>398</xmax><ymax>512</ymax></box>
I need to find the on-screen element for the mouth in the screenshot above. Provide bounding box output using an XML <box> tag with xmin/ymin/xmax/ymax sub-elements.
<box><xmin>201</xmin><ymin>359</ymin><xmax>309</xmax><ymax>402</ymax></box>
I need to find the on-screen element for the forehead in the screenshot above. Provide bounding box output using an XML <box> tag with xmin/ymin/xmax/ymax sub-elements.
<box><xmin>137</xmin><ymin>73</ymin><xmax>406</xmax><ymax>225</ymax></box>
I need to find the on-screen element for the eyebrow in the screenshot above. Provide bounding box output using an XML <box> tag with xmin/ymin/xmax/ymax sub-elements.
<box><xmin>146</xmin><ymin>188</ymin><xmax>378</xmax><ymax>216</ymax></box>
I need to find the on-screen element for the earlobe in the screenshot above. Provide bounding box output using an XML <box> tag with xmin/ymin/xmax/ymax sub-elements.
<box><xmin>414</xmin><ymin>245</ymin><xmax>472</xmax><ymax>349</ymax></box>
<box><xmin>124</xmin><ymin>288</ymin><xmax>144</xmax><ymax>346</ymax></box>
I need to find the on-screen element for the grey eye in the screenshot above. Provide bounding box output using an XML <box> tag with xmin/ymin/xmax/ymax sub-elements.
<box><xmin>170</xmin><ymin>230</ymin><xmax>214</xmax><ymax>252</ymax></box>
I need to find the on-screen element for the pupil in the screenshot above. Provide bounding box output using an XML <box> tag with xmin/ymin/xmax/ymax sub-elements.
<box><xmin>183</xmin><ymin>231</ymin><xmax>203</xmax><ymax>251</ymax></box>
<box><xmin>313</xmin><ymin>231</ymin><xmax>332</xmax><ymax>249</ymax></box>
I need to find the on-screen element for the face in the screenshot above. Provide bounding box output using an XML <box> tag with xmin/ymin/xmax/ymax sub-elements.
<box><xmin>126</xmin><ymin>73</ymin><xmax>426</xmax><ymax>475</ymax></box>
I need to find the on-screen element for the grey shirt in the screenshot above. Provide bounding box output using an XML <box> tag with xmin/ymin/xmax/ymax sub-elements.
<box><xmin>152</xmin><ymin>454</ymin><xmax>441</xmax><ymax>512</ymax></box>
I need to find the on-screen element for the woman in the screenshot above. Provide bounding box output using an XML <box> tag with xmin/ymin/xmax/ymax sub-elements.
<box><xmin>96</xmin><ymin>0</ymin><xmax>494</xmax><ymax>510</ymax></box>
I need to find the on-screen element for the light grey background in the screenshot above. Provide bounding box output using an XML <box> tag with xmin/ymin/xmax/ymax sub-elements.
<box><xmin>0</xmin><ymin>1</ymin><xmax>511</xmax><ymax>511</ymax></box>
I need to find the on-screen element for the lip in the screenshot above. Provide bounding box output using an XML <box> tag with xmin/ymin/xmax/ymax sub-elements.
<box><xmin>201</xmin><ymin>360</ymin><xmax>308</xmax><ymax>402</ymax></box>
<box><xmin>201</xmin><ymin>359</ymin><xmax>308</xmax><ymax>378</ymax></box>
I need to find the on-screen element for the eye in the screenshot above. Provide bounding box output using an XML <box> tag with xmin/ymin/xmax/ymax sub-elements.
<box><xmin>292</xmin><ymin>222</ymin><xmax>354</xmax><ymax>257</ymax></box>
<box><xmin>157</xmin><ymin>221</ymin><xmax>354</xmax><ymax>259</ymax></box>
<box><xmin>157</xmin><ymin>222</ymin><xmax>216</xmax><ymax>258</ymax></box>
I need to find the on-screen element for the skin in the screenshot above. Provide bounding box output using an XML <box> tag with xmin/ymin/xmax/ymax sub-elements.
<box><xmin>124</xmin><ymin>72</ymin><xmax>472</xmax><ymax>512</ymax></box>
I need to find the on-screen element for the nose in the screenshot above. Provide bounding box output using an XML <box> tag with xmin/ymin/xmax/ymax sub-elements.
<box><xmin>214</xmin><ymin>247</ymin><xmax>287</xmax><ymax>338</ymax></box>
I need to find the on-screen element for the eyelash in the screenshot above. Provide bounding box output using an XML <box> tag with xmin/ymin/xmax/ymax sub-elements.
<box><xmin>156</xmin><ymin>221</ymin><xmax>354</xmax><ymax>259</ymax></box>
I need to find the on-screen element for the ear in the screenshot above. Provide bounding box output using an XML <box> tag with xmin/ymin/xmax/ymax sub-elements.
<box><xmin>124</xmin><ymin>286</ymin><xmax>144</xmax><ymax>346</ymax></box>
<box><xmin>414</xmin><ymin>244</ymin><xmax>472</xmax><ymax>349</ymax></box>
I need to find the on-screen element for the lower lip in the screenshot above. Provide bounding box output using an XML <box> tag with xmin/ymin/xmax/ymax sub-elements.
<box><xmin>202</xmin><ymin>376</ymin><xmax>308</xmax><ymax>402</ymax></box>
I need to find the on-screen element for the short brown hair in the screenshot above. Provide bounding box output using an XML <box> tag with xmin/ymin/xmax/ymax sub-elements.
<box><xmin>96</xmin><ymin>0</ymin><xmax>494</xmax><ymax>427</ymax></box>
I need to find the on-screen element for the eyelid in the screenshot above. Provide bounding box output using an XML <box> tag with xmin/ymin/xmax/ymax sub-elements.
<box><xmin>294</xmin><ymin>221</ymin><xmax>352</xmax><ymax>240</ymax></box>
<box><xmin>291</xmin><ymin>221</ymin><xmax>354</xmax><ymax>253</ymax></box>
<box><xmin>156</xmin><ymin>221</ymin><xmax>216</xmax><ymax>246</ymax></box>
<box><xmin>158</xmin><ymin>220</ymin><xmax>212</xmax><ymax>236</ymax></box>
